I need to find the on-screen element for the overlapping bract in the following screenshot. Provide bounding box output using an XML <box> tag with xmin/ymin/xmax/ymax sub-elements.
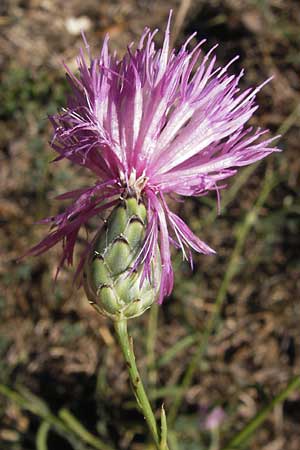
<box><xmin>28</xmin><ymin>15</ymin><xmax>279</xmax><ymax>303</ymax></box>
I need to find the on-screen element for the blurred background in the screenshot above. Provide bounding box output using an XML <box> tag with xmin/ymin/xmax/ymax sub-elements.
<box><xmin>1</xmin><ymin>1</ymin><xmax>300</xmax><ymax>449</ymax></box>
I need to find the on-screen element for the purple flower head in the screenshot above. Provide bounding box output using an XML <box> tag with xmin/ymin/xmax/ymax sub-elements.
<box><xmin>199</xmin><ymin>406</ymin><xmax>226</xmax><ymax>431</ymax></box>
<box><xmin>27</xmin><ymin>12</ymin><xmax>279</xmax><ymax>303</ymax></box>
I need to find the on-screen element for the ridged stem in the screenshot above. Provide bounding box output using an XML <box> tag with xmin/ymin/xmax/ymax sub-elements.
<box><xmin>114</xmin><ymin>318</ymin><xmax>168</xmax><ymax>450</ymax></box>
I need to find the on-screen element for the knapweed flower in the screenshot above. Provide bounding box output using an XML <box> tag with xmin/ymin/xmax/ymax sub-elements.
<box><xmin>199</xmin><ymin>406</ymin><xmax>226</xmax><ymax>431</ymax></box>
<box><xmin>27</xmin><ymin>14</ymin><xmax>278</xmax><ymax>313</ymax></box>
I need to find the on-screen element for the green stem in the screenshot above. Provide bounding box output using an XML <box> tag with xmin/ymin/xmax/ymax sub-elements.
<box><xmin>168</xmin><ymin>168</ymin><xmax>278</xmax><ymax>426</ymax></box>
<box><xmin>146</xmin><ymin>303</ymin><xmax>159</xmax><ymax>386</ymax></box>
<box><xmin>114</xmin><ymin>318</ymin><xmax>166</xmax><ymax>450</ymax></box>
<box><xmin>209</xmin><ymin>428</ymin><xmax>220</xmax><ymax>450</ymax></box>
<box><xmin>222</xmin><ymin>376</ymin><xmax>300</xmax><ymax>450</ymax></box>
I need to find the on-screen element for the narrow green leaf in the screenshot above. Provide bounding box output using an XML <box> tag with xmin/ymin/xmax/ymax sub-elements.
<box><xmin>222</xmin><ymin>376</ymin><xmax>300</xmax><ymax>450</ymax></box>
<box><xmin>19</xmin><ymin>386</ymin><xmax>50</xmax><ymax>415</ymax></box>
<box><xmin>168</xmin><ymin>168</ymin><xmax>279</xmax><ymax>426</ymax></box>
<box><xmin>0</xmin><ymin>384</ymin><xmax>94</xmax><ymax>450</ymax></box>
<box><xmin>146</xmin><ymin>303</ymin><xmax>159</xmax><ymax>386</ymax></box>
<box><xmin>160</xmin><ymin>404</ymin><xmax>168</xmax><ymax>450</ymax></box>
<box><xmin>59</xmin><ymin>408</ymin><xmax>114</xmax><ymax>450</ymax></box>
<box><xmin>149</xmin><ymin>386</ymin><xmax>183</xmax><ymax>401</ymax></box>
<box><xmin>36</xmin><ymin>421</ymin><xmax>50</xmax><ymax>450</ymax></box>
<box><xmin>156</xmin><ymin>334</ymin><xmax>196</xmax><ymax>368</ymax></box>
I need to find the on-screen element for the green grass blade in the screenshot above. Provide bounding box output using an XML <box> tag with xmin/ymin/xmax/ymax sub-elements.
<box><xmin>168</xmin><ymin>168</ymin><xmax>279</xmax><ymax>425</ymax></box>
<box><xmin>149</xmin><ymin>386</ymin><xmax>184</xmax><ymax>401</ymax></box>
<box><xmin>222</xmin><ymin>376</ymin><xmax>300</xmax><ymax>450</ymax></box>
<box><xmin>0</xmin><ymin>384</ymin><xmax>104</xmax><ymax>450</ymax></box>
<box><xmin>146</xmin><ymin>303</ymin><xmax>159</xmax><ymax>386</ymax></box>
<box><xmin>36</xmin><ymin>421</ymin><xmax>50</xmax><ymax>450</ymax></box>
<box><xmin>59</xmin><ymin>408</ymin><xmax>114</xmax><ymax>450</ymax></box>
<box><xmin>156</xmin><ymin>334</ymin><xmax>196</xmax><ymax>368</ymax></box>
<box><xmin>160</xmin><ymin>404</ymin><xmax>168</xmax><ymax>450</ymax></box>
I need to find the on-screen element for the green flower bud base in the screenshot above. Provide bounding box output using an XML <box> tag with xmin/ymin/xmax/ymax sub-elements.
<box><xmin>84</xmin><ymin>196</ymin><xmax>161</xmax><ymax>320</ymax></box>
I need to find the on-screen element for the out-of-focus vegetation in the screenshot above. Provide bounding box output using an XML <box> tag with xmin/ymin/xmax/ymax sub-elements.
<box><xmin>1</xmin><ymin>1</ymin><xmax>300</xmax><ymax>449</ymax></box>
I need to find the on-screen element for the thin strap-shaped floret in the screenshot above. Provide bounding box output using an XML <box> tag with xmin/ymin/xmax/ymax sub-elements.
<box><xmin>24</xmin><ymin>181</ymin><xmax>121</xmax><ymax>279</ymax></box>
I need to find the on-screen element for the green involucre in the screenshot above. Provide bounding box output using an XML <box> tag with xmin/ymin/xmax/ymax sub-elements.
<box><xmin>84</xmin><ymin>196</ymin><xmax>161</xmax><ymax>319</ymax></box>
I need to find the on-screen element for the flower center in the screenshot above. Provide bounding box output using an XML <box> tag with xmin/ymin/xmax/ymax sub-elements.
<box><xmin>120</xmin><ymin>169</ymin><xmax>148</xmax><ymax>197</ymax></box>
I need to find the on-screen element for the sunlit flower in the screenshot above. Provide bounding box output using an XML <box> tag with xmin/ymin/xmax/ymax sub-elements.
<box><xmin>27</xmin><ymin>13</ymin><xmax>279</xmax><ymax>303</ymax></box>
